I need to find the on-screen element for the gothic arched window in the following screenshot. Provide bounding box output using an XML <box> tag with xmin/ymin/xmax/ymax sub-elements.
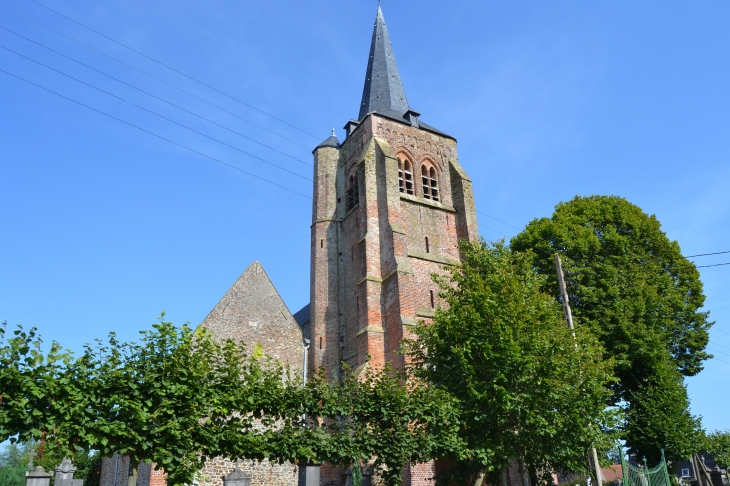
<box><xmin>398</xmin><ymin>156</ymin><xmax>414</xmax><ymax>195</ymax></box>
<box><xmin>346</xmin><ymin>172</ymin><xmax>359</xmax><ymax>211</ymax></box>
<box><xmin>421</xmin><ymin>164</ymin><xmax>439</xmax><ymax>202</ymax></box>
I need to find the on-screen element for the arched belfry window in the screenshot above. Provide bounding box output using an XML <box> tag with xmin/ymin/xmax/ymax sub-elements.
<box><xmin>398</xmin><ymin>156</ymin><xmax>414</xmax><ymax>195</ymax></box>
<box><xmin>346</xmin><ymin>172</ymin><xmax>359</xmax><ymax>211</ymax></box>
<box><xmin>422</xmin><ymin>164</ymin><xmax>439</xmax><ymax>202</ymax></box>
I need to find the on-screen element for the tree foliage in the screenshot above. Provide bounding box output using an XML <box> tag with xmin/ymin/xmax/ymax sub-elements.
<box><xmin>1</xmin><ymin>316</ymin><xmax>462</xmax><ymax>486</ymax></box>
<box><xmin>705</xmin><ymin>430</ymin><xmax>730</xmax><ymax>469</ymax></box>
<box><xmin>510</xmin><ymin>195</ymin><xmax>710</xmax><ymax>461</ymax></box>
<box><xmin>406</xmin><ymin>240</ymin><xmax>615</xmax><ymax>485</ymax></box>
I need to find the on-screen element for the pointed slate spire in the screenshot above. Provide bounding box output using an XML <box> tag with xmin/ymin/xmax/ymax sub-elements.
<box><xmin>358</xmin><ymin>7</ymin><xmax>410</xmax><ymax>121</ymax></box>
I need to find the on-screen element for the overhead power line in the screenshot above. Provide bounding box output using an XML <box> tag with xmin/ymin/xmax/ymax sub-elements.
<box><xmin>0</xmin><ymin>25</ymin><xmax>312</xmax><ymax>167</ymax></box>
<box><xmin>1</xmin><ymin>45</ymin><xmax>312</xmax><ymax>182</ymax></box>
<box><xmin>684</xmin><ymin>250</ymin><xmax>730</xmax><ymax>258</ymax></box>
<box><xmin>0</xmin><ymin>68</ymin><xmax>312</xmax><ymax>199</ymax></box>
<box><xmin>25</xmin><ymin>0</ymin><xmax>321</xmax><ymax>140</ymax></box>
<box><xmin>707</xmin><ymin>346</ymin><xmax>730</xmax><ymax>359</ymax></box>
<box><xmin>0</xmin><ymin>3</ymin><xmax>313</xmax><ymax>150</ymax></box>
<box><xmin>476</xmin><ymin>210</ymin><xmax>521</xmax><ymax>230</ymax></box>
<box><xmin>480</xmin><ymin>226</ymin><xmax>509</xmax><ymax>238</ymax></box>
<box><xmin>713</xmin><ymin>328</ymin><xmax>730</xmax><ymax>338</ymax></box>
<box><xmin>696</xmin><ymin>262</ymin><xmax>730</xmax><ymax>269</ymax></box>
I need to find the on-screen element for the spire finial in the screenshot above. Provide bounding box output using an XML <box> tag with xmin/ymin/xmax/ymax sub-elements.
<box><xmin>332</xmin><ymin>128</ymin><xmax>336</xmax><ymax>136</ymax></box>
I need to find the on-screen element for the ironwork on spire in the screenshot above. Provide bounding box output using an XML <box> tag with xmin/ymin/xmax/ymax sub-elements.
<box><xmin>358</xmin><ymin>6</ymin><xmax>410</xmax><ymax>121</ymax></box>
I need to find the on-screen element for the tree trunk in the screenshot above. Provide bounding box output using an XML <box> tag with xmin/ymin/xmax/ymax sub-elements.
<box><xmin>502</xmin><ymin>465</ymin><xmax>509</xmax><ymax>486</ymax></box>
<box><xmin>474</xmin><ymin>468</ymin><xmax>488</xmax><ymax>486</ymax></box>
<box><xmin>519</xmin><ymin>457</ymin><xmax>531</xmax><ymax>486</ymax></box>
<box><xmin>528</xmin><ymin>464</ymin><xmax>540</xmax><ymax>486</ymax></box>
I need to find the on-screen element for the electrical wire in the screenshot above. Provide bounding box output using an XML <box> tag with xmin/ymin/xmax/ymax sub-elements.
<box><xmin>706</xmin><ymin>346</ymin><xmax>730</xmax><ymax>359</ymax></box>
<box><xmin>0</xmin><ymin>25</ymin><xmax>313</xmax><ymax>167</ymax></box>
<box><xmin>696</xmin><ymin>262</ymin><xmax>730</xmax><ymax>268</ymax></box>
<box><xmin>710</xmin><ymin>334</ymin><xmax>730</xmax><ymax>347</ymax></box>
<box><xmin>480</xmin><ymin>226</ymin><xmax>509</xmax><ymax>238</ymax></box>
<box><xmin>712</xmin><ymin>328</ymin><xmax>730</xmax><ymax>338</ymax></box>
<box><xmin>684</xmin><ymin>250</ymin><xmax>730</xmax><ymax>258</ymax></box>
<box><xmin>710</xmin><ymin>356</ymin><xmax>730</xmax><ymax>366</ymax></box>
<box><xmin>1</xmin><ymin>45</ymin><xmax>312</xmax><ymax>182</ymax></box>
<box><xmin>476</xmin><ymin>210</ymin><xmax>521</xmax><ymax>230</ymax></box>
<box><xmin>25</xmin><ymin>0</ymin><xmax>321</xmax><ymax>140</ymax></box>
<box><xmin>0</xmin><ymin>68</ymin><xmax>312</xmax><ymax>199</ymax></box>
<box><xmin>0</xmin><ymin>3</ymin><xmax>313</xmax><ymax>150</ymax></box>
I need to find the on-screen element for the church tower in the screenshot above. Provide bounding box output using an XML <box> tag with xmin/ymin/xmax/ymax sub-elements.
<box><xmin>309</xmin><ymin>6</ymin><xmax>479</xmax><ymax>388</ymax></box>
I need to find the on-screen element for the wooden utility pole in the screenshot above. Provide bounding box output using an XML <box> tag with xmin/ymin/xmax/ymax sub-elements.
<box><xmin>554</xmin><ymin>253</ymin><xmax>575</xmax><ymax>331</ymax></box>
<box><xmin>554</xmin><ymin>253</ymin><xmax>603</xmax><ymax>486</ymax></box>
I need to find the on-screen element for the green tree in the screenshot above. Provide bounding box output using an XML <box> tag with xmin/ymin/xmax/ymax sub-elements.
<box><xmin>1</xmin><ymin>316</ymin><xmax>295</xmax><ymax>485</ymax></box>
<box><xmin>705</xmin><ymin>430</ymin><xmax>730</xmax><ymax>469</ymax></box>
<box><xmin>510</xmin><ymin>195</ymin><xmax>710</xmax><ymax>462</ymax></box>
<box><xmin>406</xmin><ymin>240</ymin><xmax>614</xmax><ymax>486</ymax></box>
<box><xmin>2</xmin><ymin>317</ymin><xmax>462</xmax><ymax>486</ymax></box>
<box><xmin>301</xmin><ymin>364</ymin><xmax>464</xmax><ymax>486</ymax></box>
<box><xmin>0</xmin><ymin>441</ymin><xmax>32</xmax><ymax>486</ymax></box>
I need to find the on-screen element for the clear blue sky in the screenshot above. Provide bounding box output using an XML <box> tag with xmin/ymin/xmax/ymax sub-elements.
<box><xmin>1</xmin><ymin>0</ymin><xmax>728</xmax><ymax>431</ymax></box>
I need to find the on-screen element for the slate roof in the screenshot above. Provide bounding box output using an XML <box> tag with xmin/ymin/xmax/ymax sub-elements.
<box><xmin>293</xmin><ymin>303</ymin><xmax>310</xmax><ymax>327</ymax></box>
<box><xmin>355</xmin><ymin>8</ymin><xmax>455</xmax><ymax>141</ymax></box>
<box><xmin>358</xmin><ymin>7</ymin><xmax>410</xmax><ymax>121</ymax></box>
<box><xmin>315</xmin><ymin>129</ymin><xmax>340</xmax><ymax>151</ymax></box>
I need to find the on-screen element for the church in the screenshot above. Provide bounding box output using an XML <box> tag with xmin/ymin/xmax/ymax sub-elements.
<box><xmin>100</xmin><ymin>6</ymin><xmax>478</xmax><ymax>486</ymax></box>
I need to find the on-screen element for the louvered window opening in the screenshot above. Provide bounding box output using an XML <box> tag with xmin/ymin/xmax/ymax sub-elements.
<box><xmin>398</xmin><ymin>158</ymin><xmax>414</xmax><ymax>195</ymax></box>
<box><xmin>346</xmin><ymin>174</ymin><xmax>359</xmax><ymax>211</ymax></box>
<box><xmin>422</xmin><ymin>166</ymin><xmax>439</xmax><ymax>202</ymax></box>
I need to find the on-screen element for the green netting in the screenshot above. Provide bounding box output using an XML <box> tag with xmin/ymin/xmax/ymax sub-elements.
<box><xmin>620</xmin><ymin>450</ymin><xmax>672</xmax><ymax>486</ymax></box>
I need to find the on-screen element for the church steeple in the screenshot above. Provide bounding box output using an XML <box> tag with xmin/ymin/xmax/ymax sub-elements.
<box><xmin>358</xmin><ymin>7</ymin><xmax>410</xmax><ymax>121</ymax></box>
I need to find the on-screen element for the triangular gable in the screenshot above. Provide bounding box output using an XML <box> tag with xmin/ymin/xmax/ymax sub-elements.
<box><xmin>200</xmin><ymin>261</ymin><xmax>304</xmax><ymax>369</ymax></box>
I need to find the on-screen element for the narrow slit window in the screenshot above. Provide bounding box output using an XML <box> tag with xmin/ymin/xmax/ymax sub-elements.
<box><xmin>346</xmin><ymin>173</ymin><xmax>359</xmax><ymax>211</ymax></box>
<box><xmin>320</xmin><ymin>239</ymin><xmax>323</xmax><ymax>248</ymax></box>
<box><xmin>425</xmin><ymin>236</ymin><xmax>430</xmax><ymax>253</ymax></box>
<box><xmin>430</xmin><ymin>290</ymin><xmax>435</xmax><ymax>308</ymax></box>
<box><xmin>319</xmin><ymin>336</ymin><xmax>323</xmax><ymax>350</ymax></box>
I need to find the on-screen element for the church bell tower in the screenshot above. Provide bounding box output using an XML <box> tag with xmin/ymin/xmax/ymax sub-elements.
<box><xmin>309</xmin><ymin>5</ymin><xmax>479</xmax><ymax>387</ymax></box>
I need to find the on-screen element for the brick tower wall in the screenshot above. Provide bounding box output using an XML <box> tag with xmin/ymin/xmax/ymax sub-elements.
<box><xmin>310</xmin><ymin>112</ymin><xmax>478</xmax><ymax>486</ymax></box>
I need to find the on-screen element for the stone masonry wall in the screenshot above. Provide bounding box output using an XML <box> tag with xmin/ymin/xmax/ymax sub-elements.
<box><xmin>195</xmin><ymin>457</ymin><xmax>298</xmax><ymax>486</ymax></box>
<box><xmin>198</xmin><ymin>261</ymin><xmax>303</xmax><ymax>486</ymax></box>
